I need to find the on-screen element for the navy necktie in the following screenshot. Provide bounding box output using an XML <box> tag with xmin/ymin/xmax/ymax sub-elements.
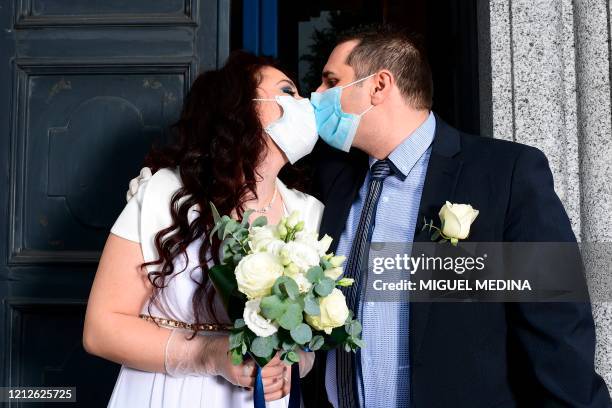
<box><xmin>336</xmin><ymin>159</ymin><xmax>394</xmax><ymax>408</ymax></box>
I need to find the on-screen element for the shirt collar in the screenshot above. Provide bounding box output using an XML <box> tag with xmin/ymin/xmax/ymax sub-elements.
<box><xmin>368</xmin><ymin>111</ymin><xmax>436</xmax><ymax>181</ymax></box>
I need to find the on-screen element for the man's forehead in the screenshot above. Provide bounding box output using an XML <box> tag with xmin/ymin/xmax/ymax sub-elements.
<box><xmin>322</xmin><ymin>40</ymin><xmax>358</xmax><ymax>77</ymax></box>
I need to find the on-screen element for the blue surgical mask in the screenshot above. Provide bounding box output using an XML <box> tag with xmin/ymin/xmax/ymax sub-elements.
<box><xmin>310</xmin><ymin>74</ymin><xmax>375</xmax><ymax>152</ymax></box>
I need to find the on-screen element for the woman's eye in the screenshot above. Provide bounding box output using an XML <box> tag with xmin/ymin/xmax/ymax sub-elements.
<box><xmin>282</xmin><ymin>87</ymin><xmax>296</xmax><ymax>96</ymax></box>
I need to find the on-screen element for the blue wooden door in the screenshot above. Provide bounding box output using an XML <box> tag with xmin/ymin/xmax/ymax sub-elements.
<box><xmin>0</xmin><ymin>1</ymin><xmax>229</xmax><ymax>406</ymax></box>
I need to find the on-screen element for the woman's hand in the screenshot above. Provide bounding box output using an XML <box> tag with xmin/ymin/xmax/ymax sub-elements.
<box><xmin>261</xmin><ymin>353</ymin><xmax>291</xmax><ymax>401</ymax></box>
<box><xmin>214</xmin><ymin>345</ymin><xmax>290</xmax><ymax>401</ymax></box>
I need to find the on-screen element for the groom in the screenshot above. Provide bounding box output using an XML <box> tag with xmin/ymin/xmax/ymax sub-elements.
<box><xmin>303</xmin><ymin>26</ymin><xmax>611</xmax><ymax>407</ymax></box>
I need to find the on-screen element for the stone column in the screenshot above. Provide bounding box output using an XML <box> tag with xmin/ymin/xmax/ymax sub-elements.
<box><xmin>481</xmin><ymin>0</ymin><xmax>612</xmax><ymax>390</ymax></box>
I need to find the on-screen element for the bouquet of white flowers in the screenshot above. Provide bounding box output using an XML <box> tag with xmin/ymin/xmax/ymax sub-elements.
<box><xmin>208</xmin><ymin>203</ymin><xmax>364</xmax><ymax>370</ymax></box>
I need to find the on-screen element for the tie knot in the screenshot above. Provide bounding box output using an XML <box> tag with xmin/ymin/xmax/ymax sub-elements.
<box><xmin>370</xmin><ymin>159</ymin><xmax>393</xmax><ymax>180</ymax></box>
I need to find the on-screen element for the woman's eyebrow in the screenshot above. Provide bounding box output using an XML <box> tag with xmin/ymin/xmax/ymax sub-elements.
<box><xmin>276</xmin><ymin>79</ymin><xmax>296</xmax><ymax>88</ymax></box>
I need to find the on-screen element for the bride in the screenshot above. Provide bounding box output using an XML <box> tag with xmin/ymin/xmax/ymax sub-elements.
<box><xmin>83</xmin><ymin>50</ymin><xmax>322</xmax><ymax>407</ymax></box>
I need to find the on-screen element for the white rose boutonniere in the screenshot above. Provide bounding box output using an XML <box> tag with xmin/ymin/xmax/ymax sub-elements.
<box><xmin>423</xmin><ymin>201</ymin><xmax>479</xmax><ymax>245</ymax></box>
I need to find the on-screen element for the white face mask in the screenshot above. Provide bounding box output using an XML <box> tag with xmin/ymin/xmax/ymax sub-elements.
<box><xmin>253</xmin><ymin>95</ymin><xmax>318</xmax><ymax>164</ymax></box>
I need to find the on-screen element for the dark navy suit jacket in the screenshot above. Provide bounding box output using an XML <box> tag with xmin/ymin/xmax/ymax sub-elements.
<box><xmin>301</xmin><ymin>114</ymin><xmax>611</xmax><ymax>407</ymax></box>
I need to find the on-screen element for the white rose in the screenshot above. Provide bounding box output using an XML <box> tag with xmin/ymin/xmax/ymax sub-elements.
<box><xmin>294</xmin><ymin>230</ymin><xmax>317</xmax><ymax>246</ymax></box>
<box><xmin>305</xmin><ymin>288</ymin><xmax>349</xmax><ymax>334</ymax></box>
<box><xmin>438</xmin><ymin>201</ymin><xmax>479</xmax><ymax>240</ymax></box>
<box><xmin>235</xmin><ymin>252</ymin><xmax>284</xmax><ymax>299</ymax></box>
<box><xmin>243</xmin><ymin>298</ymin><xmax>279</xmax><ymax>337</ymax></box>
<box><xmin>249</xmin><ymin>225</ymin><xmax>281</xmax><ymax>252</ymax></box>
<box><xmin>281</xmin><ymin>241</ymin><xmax>320</xmax><ymax>273</ymax></box>
<box><xmin>294</xmin><ymin>231</ymin><xmax>333</xmax><ymax>256</ymax></box>
<box><xmin>263</xmin><ymin>239</ymin><xmax>286</xmax><ymax>257</ymax></box>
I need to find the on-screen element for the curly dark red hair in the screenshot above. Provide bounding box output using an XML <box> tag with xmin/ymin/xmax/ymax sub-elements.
<box><xmin>139</xmin><ymin>50</ymin><xmax>305</xmax><ymax>338</ymax></box>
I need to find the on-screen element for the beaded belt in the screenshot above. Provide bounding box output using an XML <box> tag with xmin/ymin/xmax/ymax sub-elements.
<box><xmin>138</xmin><ymin>314</ymin><xmax>233</xmax><ymax>332</ymax></box>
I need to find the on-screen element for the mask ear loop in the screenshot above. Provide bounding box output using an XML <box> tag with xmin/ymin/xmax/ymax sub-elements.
<box><xmin>340</xmin><ymin>73</ymin><xmax>376</xmax><ymax>116</ymax></box>
<box><xmin>340</xmin><ymin>73</ymin><xmax>376</xmax><ymax>89</ymax></box>
<box><xmin>252</xmin><ymin>97</ymin><xmax>285</xmax><ymax>131</ymax></box>
<box><xmin>358</xmin><ymin>104</ymin><xmax>374</xmax><ymax>117</ymax></box>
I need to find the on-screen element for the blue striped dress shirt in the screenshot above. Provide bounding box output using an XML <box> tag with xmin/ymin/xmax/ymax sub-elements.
<box><xmin>325</xmin><ymin>112</ymin><xmax>436</xmax><ymax>407</ymax></box>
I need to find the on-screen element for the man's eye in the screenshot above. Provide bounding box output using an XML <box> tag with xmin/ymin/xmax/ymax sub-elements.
<box><xmin>327</xmin><ymin>79</ymin><xmax>338</xmax><ymax>87</ymax></box>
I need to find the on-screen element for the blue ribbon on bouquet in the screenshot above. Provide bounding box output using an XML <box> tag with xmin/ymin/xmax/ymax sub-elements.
<box><xmin>253</xmin><ymin>363</ymin><xmax>300</xmax><ymax>408</ymax></box>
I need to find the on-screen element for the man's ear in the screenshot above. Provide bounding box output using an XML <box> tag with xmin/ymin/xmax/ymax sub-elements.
<box><xmin>371</xmin><ymin>70</ymin><xmax>394</xmax><ymax>105</ymax></box>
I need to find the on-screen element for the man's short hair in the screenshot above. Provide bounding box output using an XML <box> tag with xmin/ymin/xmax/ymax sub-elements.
<box><xmin>337</xmin><ymin>25</ymin><xmax>433</xmax><ymax>110</ymax></box>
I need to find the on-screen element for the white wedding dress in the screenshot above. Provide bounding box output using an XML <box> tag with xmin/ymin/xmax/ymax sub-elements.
<box><xmin>106</xmin><ymin>167</ymin><xmax>324</xmax><ymax>408</ymax></box>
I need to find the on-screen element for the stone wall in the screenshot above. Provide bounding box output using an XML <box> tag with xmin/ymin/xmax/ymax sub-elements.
<box><xmin>480</xmin><ymin>0</ymin><xmax>612</xmax><ymax>390</ymax></box>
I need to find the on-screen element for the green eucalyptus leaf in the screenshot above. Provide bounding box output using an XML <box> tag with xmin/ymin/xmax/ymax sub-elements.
<box><xmin>320</xmin><ymin>258</ymin><xmax>333</xmax><ymax>270</ymax></box>
<box><xmin>308</xmin><ymin>335</ymin><xmax>325</xmax><ymax>351</ymax></box>
<box><xmin>230</xmin><ymin>240</ymin><xmax>242</xmax><ymax>253</ymax></box>
<box><xmin>304</xmin><ymin>294</ymin><xmax>320</xmax><ymax>315</ymax></box>
<box><xmin>346</xmin><ymin>320</ymin><xmax>362</xmax><ymax>337</ymax></box>
<box><xmin>210</xmin><ymin>224</ymin><xmax>222</xmax><ymax>244</ymax></box>
<box><xmin>351</xmin><ymin>337</ymin><xmax>366</xmax><ymax>349</ymax></box>
<box><xmin>281</xmin><ymin>341</ymin><xmax>296</xmax><ymax>351</ymax></box>
<box><xmin>241</xmin><ymin>209</ymin><xmax>254</xmax><ymax>227</ymax></box>
<box><xmin>306</xmin><ymin>266</ymin><xmax>324</xmax><ymax>283</ymax></box>
<box><xmin>233</xmin><ymin>228</ymin><xmax>249</xmax><ymax>242</ymax></box>
<box><xmin>210</xmin><ymin>202</ymin><xmax>222</xmax><ymax>225</ymax></box>
<box><xmin>260</xmin><ymin>295</ymin><xmax>287</xmax><ymax>320</ymax></box>
<box><xmin>314</xmin><ymin>277</ymin><xmax>335</xmax><ymax>297</ymax></box>
<box><xmin>251</xmin><ymin>336</ymin><xmax>275</xmax><ymax>358</ymax></box>
<box><xmin>290</xmin><ymin>323</ymin><xmax>312</xmax><ymax>345</ymax></box>
<box><xmin>273</xmin><ymin>276</ymin><xmax>300</xmax><ymax>300</ymax></box>
<box><xmin>223</xmin><ymin>220</ymin><xmax>239</xmax><ymax>238</ymax></box>
<box><xmin>234</xmin><ymin>319</ymin><xmax>246</xmax><ymax>329</ymax></box>
<box><xmin>278</xmin><ymin>303</ymin><xmax>303</xmax><ymax>330</ymax></box>
<box><xmin>232</xmin><ymin>253</ymin><xmax>243</xmax><ymax>264</ymax></box>
<box><xmin>229</xmin><ymin>331</ymin><xmax>244</xmax><ymax>349</ymax></box>
<box><xmin>287</xmin><ymin>351</ymin><xmax>300</xmax><ymax>363</ymax></box>
<box><xmin>251</xmin><ymin>216</ymin><xmax>268</xmax><ymax>228</ymax></box>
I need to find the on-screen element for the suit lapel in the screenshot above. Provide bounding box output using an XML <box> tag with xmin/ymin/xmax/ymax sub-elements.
<box><xmin>410</xmin><ymin>115</ymin><xmax>463</xmax><ymax>363</ymax></box>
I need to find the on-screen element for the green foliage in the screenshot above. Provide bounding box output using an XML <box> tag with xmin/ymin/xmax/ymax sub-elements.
<box><xmin>278</xmin><ymin>303</ymin><xmax>303</xmax><ymax>330</ymax></box>
<box><xmin>290</xmin><ymin>323</ymin><xmax>313</xmax><ymax>345</ymax></box>
<box><xmin>308</xmin><ymin>335</ymin><xmax>325</xmax><ymax>351</ymax></box>
<box><xmin>251</xmin><ymin>334</ymin><xmax>279</xmax><ymax>359</ymax></box>
<box><xmin>314</xmin><ymin>277</ymin><xmax>335</xmax><ymax>297</ymax></box>
<box><xmin>273</xmin><ymin>276</ymin><xmax>300</xmax><ymax>300</ymax></box>
<box><xmin>303</xmin><ymin>292</ymin><xmax>320</xmax><ymax>315</ymax></box>
<box><xmin>306</xmin><ymin>265</ymin><xmax>324</xmax><ymax>283</ymax></box>
<box><xmin>251</xmin><ymin>216</ymin><xmax>267</xmax><ymax>228</ymax></box>
<box><xmin>211</xmin><ymin>201</ymin><xmax>367</xmax><ymax>368</ymax></box>
<box><xmin>260</xmin><ymin>295</ymin><xmax>287</xmax><ymax>320</ymax></box>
